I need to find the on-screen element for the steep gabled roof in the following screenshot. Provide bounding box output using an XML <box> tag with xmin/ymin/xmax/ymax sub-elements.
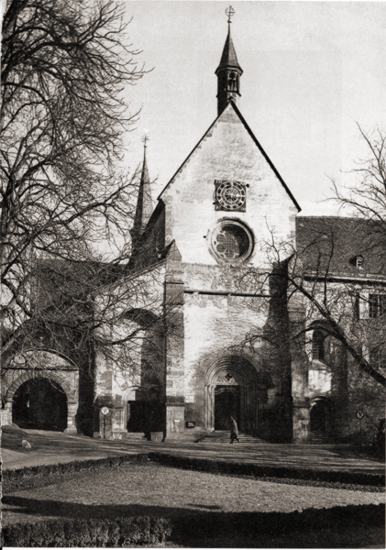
<box><xmin>158</xmin><ymin>101</ymin><xmax>301</xmax><ymax>212</ymax></box>
<box><xmin>296</xmin><ymin>216</ymin><xmax>386</xmax><ymax>277</ymax></box>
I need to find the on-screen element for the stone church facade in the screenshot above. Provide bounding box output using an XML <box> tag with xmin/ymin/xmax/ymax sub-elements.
<box><xmin>2</xmin><ymin>21</ymin><xmax>384</xmax><ymax>443</ymax></box>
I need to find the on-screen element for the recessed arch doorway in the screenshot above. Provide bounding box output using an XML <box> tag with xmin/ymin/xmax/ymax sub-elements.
<box><xmin>204</xmin><ymin>355</ymin><xmax>270</xmax><ymax>434</ymax></box>
<box><xmin>310</xmin><ymin>397</ymin><xmax>331</xmax><ymax>439</ymax></box>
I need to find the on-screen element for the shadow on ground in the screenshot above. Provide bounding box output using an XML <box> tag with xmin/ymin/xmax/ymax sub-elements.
<box><xmin>2</xmin><ymin>495</ymin><xmax>385</xmax><ymax>548</ymax></box>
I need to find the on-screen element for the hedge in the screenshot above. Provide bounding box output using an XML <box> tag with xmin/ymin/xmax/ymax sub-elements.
<box><xmin>3</xmin><ymin>504</ymin><xmax>382</xmax><ymax>547</ymax></box>
<box><xmin>3</xmin><ymin>453</ymin><xmax>149</xmax><ymax>493</ymax></box>
<box><xmin>1</xmin><ymin>516</ymin><xmax>171</xmax><ymax>547</ymax></box>
<box><xmin>148</xmin><ymin>452</ymin><xmax>385</xmax><ymax>487</ymax></box>
<box><xmin>172</xmin><ymin>503</ymin><xmax>386</xmax><ymax>543</ymax></box>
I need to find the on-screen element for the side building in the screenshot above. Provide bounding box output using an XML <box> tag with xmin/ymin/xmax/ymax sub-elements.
<box><xmin>297</xmin><ymin>216</ymin><xmax>385</xmax><ymax>442</ymax></box>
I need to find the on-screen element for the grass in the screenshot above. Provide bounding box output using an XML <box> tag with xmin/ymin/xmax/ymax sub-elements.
<box><xmin>3</xmin><ymin>462</ymin><xmax>384</xmax><ymax>526</ymax></box>
<box><xmin>149</xmin><ymin>451</ymin><xmax>385</xmax><ymax>487</ymax></box>
<box><xmin>3</xmin><ymin>462</ymin><xmax>385</xmax><ymax>547</ymax></box>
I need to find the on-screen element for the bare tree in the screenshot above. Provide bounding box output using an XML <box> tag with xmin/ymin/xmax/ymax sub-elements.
<box><xmin>268</xmin><ymin>128</ymin><xmax>386</xmax><ymax>388</ymax></box>
<box><xmin>333</xmin><ymin>125</ymin><xmax>386</xmax><ymax>268</ymax></box>
<box><xmin>0</xmin><ymin>0</ymin><xmax>146</xmax><ymax>354</ymax></box>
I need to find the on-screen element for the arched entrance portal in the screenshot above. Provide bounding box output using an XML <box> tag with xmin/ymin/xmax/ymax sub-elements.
<box><xmin>310</xmin><ymin>397</ymin><xmax>331</xmax><ymax>439</ymax></box>
<box><xmin>205</xmin><ymin>355</ymin><xmax>270</xmax><ymax>434</ymax></box>
<box><xmin>3</xmin><ymin>350</ymin><xmax>79</xmax><ymax>432</ymax></box>
<box><xmin>12</xmin><ymin>378</ymin><xmax>68</xmax><ymax>431</ymax></box>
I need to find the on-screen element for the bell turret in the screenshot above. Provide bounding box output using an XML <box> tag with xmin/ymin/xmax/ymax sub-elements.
<box><xmin>215</xmin><ymin>6</ymin><xmax>243</xmax><ymax>115</ymax></box>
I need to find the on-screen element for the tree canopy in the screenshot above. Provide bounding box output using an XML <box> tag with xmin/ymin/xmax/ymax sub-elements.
<box><xmin>1</xmin><ymin>0</ymin><xmax>145</xmax><ymax>350</ymax></box>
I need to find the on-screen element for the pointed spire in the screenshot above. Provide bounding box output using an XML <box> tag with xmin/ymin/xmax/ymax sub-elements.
<box><xmin>215</xmin><ymin>6</ymin><xmax>243</xmax><ymax>115</ymax></box>
<box><xmin>216</xmin><ymin>29</ymin><xmax>242</xmax><ymax>73</ymax></box>
<box><xmin>131</xmin><ymin>137</ymin><xmax>154</xmax><ymax>247</ymax></box>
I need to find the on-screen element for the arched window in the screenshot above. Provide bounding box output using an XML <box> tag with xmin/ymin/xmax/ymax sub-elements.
<box><xmin>312</xmin><ymin>330</ymin><xmax>325</xmax><ymax>361</ymax></box>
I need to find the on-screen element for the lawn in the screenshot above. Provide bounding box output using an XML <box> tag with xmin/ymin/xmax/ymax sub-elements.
<box><xmin>3</xmin><ymin>462</ymin><xmax>385</xmax><ymax>547</ymax></box>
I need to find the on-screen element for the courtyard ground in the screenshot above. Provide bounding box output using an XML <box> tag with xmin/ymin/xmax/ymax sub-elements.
<box><xmin>2</xmin><ymin>426</ymin><xmax>384</xmax><ymax>477</ymax></box>
<box><xmin>2</xmin><ymin>462</ymin><xmax>385</xmax><ymax>547</ymax></box>
<box><xmin>2</xmin><ymin>427</ymin><xmax>385</xmax><ymax>547</ymax></box>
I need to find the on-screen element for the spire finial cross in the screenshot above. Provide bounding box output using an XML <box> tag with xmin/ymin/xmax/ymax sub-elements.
<box><xmin>142</xmin><ymin>133</ymin><xmax>149</xmax><ymax>149</ymax></box>
<box><xmin>225</xmin><ymin>5</ymin><xmax>235</xmax><ymax>24</ymax></box>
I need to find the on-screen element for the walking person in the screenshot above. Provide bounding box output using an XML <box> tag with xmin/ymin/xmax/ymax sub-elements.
<box><xmin>229</xmin><ymin>415</ymin><xmax>240</xmax><ymax>444</ymax></box>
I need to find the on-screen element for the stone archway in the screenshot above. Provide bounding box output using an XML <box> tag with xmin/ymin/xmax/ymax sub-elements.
<box><xmin>12</xmin><ymin>378</ymin><xmax>68</xmax><ymax>431</ymax></box>
<box><xmin>2</xmin><ymin>350</ymin><xmax>79</xmax><ymax>432</ymax></box>
<box><xmin>204</xmin><ymin>355</ymin><xmax>270</xmax><ymax>434</ymax></box>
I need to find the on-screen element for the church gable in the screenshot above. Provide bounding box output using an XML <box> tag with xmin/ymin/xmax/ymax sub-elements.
<box><xmin>160</xmin><ymin>102</ymin><xmax>299</xmax><ymax>267</ymax></box>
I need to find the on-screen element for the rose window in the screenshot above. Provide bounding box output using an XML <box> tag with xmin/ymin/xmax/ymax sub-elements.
<box><xmin>211</xmin><ymin>221</ymin><xmax>253</xmax><ymax>263</ymax></box>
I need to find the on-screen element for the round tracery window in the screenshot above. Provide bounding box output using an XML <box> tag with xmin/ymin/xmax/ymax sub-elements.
<box><xmin>211</xmin><ymin>221</ymin><xmax>253</xmax><ymax>263</ymax></box>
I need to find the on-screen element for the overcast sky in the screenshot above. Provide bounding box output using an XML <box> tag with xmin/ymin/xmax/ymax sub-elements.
<box><xmin>122</xmin><ymin>0</ymin><xmax>386</xmax><ymax>216</ymax></box>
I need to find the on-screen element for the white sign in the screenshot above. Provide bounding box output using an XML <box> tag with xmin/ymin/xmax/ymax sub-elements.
<box><xmin>101</xmin><ymin>406</ymin><xmax>110</xmax><ymax>416</ymax></box>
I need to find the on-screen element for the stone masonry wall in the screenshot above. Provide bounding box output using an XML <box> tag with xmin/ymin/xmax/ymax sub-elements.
<box><xmin>161</xmin><ymin>103</ymin><xmax>297</xmax><ymax>270</ymax></box>
<box><xmin>94</xmin><ymin>262</ymin><xmax>165</xmax><ymax>437</ymax></box>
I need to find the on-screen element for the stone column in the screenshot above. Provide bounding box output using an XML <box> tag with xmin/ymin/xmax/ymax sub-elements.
<box><xmin>94</xmin><ymin>396</ymin><xmax>126</xmax><ymax>439</ymax></box>
<box><xmin>93</xmin><ymin>348</ymin><xmax>114</xmax><ymax>438</ymax></box>
<box><xmin>2</xmin><ymin>401</ymin><xmax>13</xmax><ymax>426</ymax></box>
<box><xmin>164</xmin><ymin>242</ymin><xmax>185</xmax><ymax>437</ymax></box>
<box><xmin>93</xmin><ymin>395</ymin><xmax>113</xmax><ymax>438</ymax></box>
<box><xmin>65</xmin><ymin>401</ymin><xmax>78</xmax><ymax>433</ymax></box>
<box><xmin>330</xmin><ymin>340</ymin><xmax>349</xmax><ymax>438</ymax></box>
<box><xmin>289</xmin><ymin>298</ymin><xmax>310</xmax><ymax>442</ymax></box>
<box><xmin>110</xmin><ymin>396</ymin><xmax>126</xmax><ymax>439</ymax></box>
<box><xmin>99</xmin><ymin>408</ymin><xmax>112</xmax><ymax>439</ymax></box>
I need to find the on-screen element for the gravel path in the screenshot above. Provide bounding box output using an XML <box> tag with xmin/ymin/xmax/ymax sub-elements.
<box><xmin>3</xmin><ymin>428</ymin><xmax>384</xmax><ymax>475</ymax></box>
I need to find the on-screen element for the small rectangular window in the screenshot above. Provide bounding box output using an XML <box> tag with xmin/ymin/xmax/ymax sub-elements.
<box><xmin>312</xmin><ymin>330</ymin><xmax>325</xmax><ymax>361</ymax></box>
<box><xmin>382</xmin><ymin>295</ymin><xmax>386</xmax><ymax>316</ymax></box>
<box><xmin>369</xmin><ymin>347</ymin><xmax>385</xmax><ymax>369</ymax></box>
<box><xmin>353</xmin><ymin>293</ymin><xmax>360</xmax><ymax>320</ymax></box>
<box><xmin>369</xmin><ymin>294</ymin><xmax>386</xmax><ymax>318</ymax></box>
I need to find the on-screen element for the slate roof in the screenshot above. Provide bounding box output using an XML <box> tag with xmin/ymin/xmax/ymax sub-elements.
<box><xmin>131</xmin><ymin>145</ymin><xmax>154</xmax><ymax>243</ymax></box>
<box><xmin>216</xmin><ymin>26</ymin><xmax>243</xmax><ymax>74</ymax></box>
<box><xmin>296</xmin><ymin>216</ymin><xmax>386</xmax><ymax>278</ymax></box>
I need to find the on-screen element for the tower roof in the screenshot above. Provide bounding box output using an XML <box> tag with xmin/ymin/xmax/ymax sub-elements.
<box><xmin>131</xmin><ymin>140</ymin><xmax>154</xmax><ymax>243</ymax></box>
<box><xmin>215</xmin><ymin>24</ymin><xmax>243</xmax><ymax>75</ymax></box>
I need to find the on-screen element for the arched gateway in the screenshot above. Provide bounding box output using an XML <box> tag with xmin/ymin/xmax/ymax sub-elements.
<box><xmin>12</xmin><ymin>378</ymin><xmax>68</xmax><ymax>431</ymax></box>
<box><xmin>204</xmin><ymin>355</ymin><xmax>271</xmax><ymax>434</ymax></box>
<box><xmin>2</xmin><ymin>350</ymin><xmax>79</xmax><ymax>432</ymax></box>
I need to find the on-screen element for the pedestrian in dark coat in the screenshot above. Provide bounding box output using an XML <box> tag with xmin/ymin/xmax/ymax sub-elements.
<box><xmin>229</xmin><ymin>415</ymin><xmax>239</xmax><ymax>444</ymax></box>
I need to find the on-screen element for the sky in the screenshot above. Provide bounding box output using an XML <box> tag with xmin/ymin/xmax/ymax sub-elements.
<box><xmin>121</xmin><ymin>0</ymin><xmax>386</xmax><ymax>215</ymax></box>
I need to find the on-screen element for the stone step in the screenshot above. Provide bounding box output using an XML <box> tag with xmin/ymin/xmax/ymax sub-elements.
<box><xmin>197</xmin><ymin>431</ymin><xmax>265</xmax><ymax>444</ymax></box>
<box><xmin>309</xmin><ymin>433</ymin><xmax>331</xmax><ymax>444</ymax></box>
<box><xmin>124</xmin><ymin>430</ymin><xmax>265</xmax><ymax>443</ymax></box>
